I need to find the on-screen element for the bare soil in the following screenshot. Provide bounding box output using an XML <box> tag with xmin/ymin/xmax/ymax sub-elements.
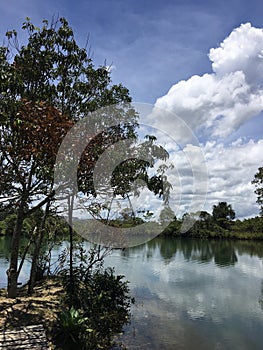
<box><xmin>0</xmin><ymin>277</ymin><xmax>65</xmax><ymax>349</ymax></box>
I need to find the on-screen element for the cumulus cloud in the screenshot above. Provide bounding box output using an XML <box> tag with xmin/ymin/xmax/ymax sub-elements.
<box><xmin>148</xmin><ymin>23</ymin><xmax>263</xmax><ymax>219</ymax></box>
<box><xmin>154</xmin><ymin>138</ymin><xmax>263</xmax><ymax>219</ymax></box>
<box><xmin>209</xmin><ymin>23</ymin><xmax>263</xmax><ymax>83</ymax></box>
<box><xmin>203</xmin><ymin>139</ymin><xmax>263</xmax><ymax>217</ymax></box>
<box><xmin>154</xmin><ymin>23</ymin><xmax>263</xmax><ymax>139</ymax></box>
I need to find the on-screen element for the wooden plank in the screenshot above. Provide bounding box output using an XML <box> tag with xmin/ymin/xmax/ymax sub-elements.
<box><xmin>0</xmin><ymin>324</ymin><xmax>48</xmax><ymax>349</ymax></box>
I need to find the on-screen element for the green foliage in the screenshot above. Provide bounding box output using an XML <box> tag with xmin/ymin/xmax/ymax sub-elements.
<box><xmin>231</xmin><ymin>216</ymin><xmax>263</xmax><ymax>234</ymax></box>
<box><xmin>212</xmin><ymin>202</ymin><xmax>235</xmax><ymax>229</ymax></box>
<box><xmin>59</xmin><ymin>307</ymin><xmax>87</xmax><ymax>330</ymax></box>
<box><xmin>161</xmin><ymin>205</ymin><xmax>263</xmax><ymax>240</ymax></box>
<box><xmin>105</xmin><ymin>207</ymin><xmax>145</xmax><ymax>228</ymax></box>
<box><xmin>56</xmin><ymin>243</ymin><xmax>133</xmax><ymax>349</ymax></box>
<box><xmin>161</xmin><ymin>216</ymin><xmax>181</xmax><ymax>236</ymax></box>
<box><xmin>1</xmin><ymin>16</ymin><xmax>132</xmax><ymax>209</ymax></box>
<box><xmin>0</xmin><ymin>214</ymin><xmax>17</xmax><ymax>235</ymax></box>
<box><xmin>57</xmin><ymin>307</ymin><xmax>92</xmax><ymax>349</ymax></box>
<box><xmin>1</xmin><ymin>15</ymin><xmax>171</xmax><ymax>233</ymax></box>
<box><xmin>252</xmin><ymin>167</ymin><xmax>263</xmax><ymax>216</ymax></box>
<box><xmin>108</xmin><ymin>134</ymin><xmax>172</xmax><ymax>206</ymax></box>
<box><xmin>3</xmin><ymin>17</ymin><xmax>131</xmax><ymax>111</ymax></box>
<box><xmin>0</xmin><ymin>212</ymin><xmax>40</xmax><ymax>236</ymax></box>
<box><xmin>0</xmin><ymin>15</ymin><xmax>138</xmax><ymax>297</ymax></box>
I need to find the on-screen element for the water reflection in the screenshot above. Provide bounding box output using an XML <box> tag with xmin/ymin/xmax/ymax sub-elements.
<box><xmin>113</xmin><ymin>238</ymin><xmax>263</xmax><ymax>349</ymax></box>
<box><xmin>121</xmin><ymin>238</ymin><xmax>263</xmax><ymax>268</ymax></box>
<box><xmin>1</xmin><ymin>236</ymin><xmax>263</xmax><ymax>349</ymax></box>
<box><xmin>260</xmin><ymin>281</ymin><xmax>263</xmax><ymax>311</ymax></box>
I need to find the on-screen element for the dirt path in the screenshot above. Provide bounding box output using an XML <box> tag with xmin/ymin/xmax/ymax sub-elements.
<box><xmin>0</xmin><ymin>277</ymin><xmax>64</xmax><ymax>349</ymax></box>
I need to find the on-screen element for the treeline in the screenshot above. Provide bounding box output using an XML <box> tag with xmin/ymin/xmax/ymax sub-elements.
<box><xmin>0</xmin><ymin>206</ymin><xmax>68</xmax><ymax>237</ymax></box>
<box><xmin>161</xmin><ymin>202</ymin><xmax>263</xmax><ymax>240</ymax></box>
<box><xmin>2</xmin><ymin>201</ymin><xmax>263</xmax><ymax>241</ymax></box>
<box><xmin>97</xmin><ymin>201</ymin><xmax>263</xmax><ymax>240</ymax></box>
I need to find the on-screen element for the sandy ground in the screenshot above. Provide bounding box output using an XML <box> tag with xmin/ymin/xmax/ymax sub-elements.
<box><xmin>0</xmin><ymin>277</ymin><xmax>64</xmax><ymax>349</ymax></box>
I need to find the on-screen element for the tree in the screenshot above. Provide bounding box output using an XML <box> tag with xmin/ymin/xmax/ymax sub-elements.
<box><xmin>1</xmin><ymin>17</ymin><xmax>170</xmax><ymax>297</ymax></box>
<box><xmin>199</xmin><ymin>211</ymin><xmax>211</xmax><ymax>222</ymax></box>
<box><xmin>252</xmin><ymin>167</ymin><xmax>263</xmax><ymax>216</ymax></box>
<box><xmin>0</xmin><ymin>17</ymin><xmax>133</xmax><ymax>297</ymax></box>
<box><xmin>212</xmin><ymin>202</ymin><xmax>235</xmax><ymax>229</ymax></box>
<box><xmin>0</xmin><ymin>99</ymin><xmax>73</xmax><ymax>297</ymax></box>
<box><xmin>198</xmin><ymin>211</ymin><xmax>213</xmax><ymax>230</ymax></box>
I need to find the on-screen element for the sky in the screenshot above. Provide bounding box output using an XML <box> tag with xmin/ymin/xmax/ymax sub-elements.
<box><xmin>1</xmin><ymin>0</ymin><xmax>263</xmax><ymax>219</ymax></box>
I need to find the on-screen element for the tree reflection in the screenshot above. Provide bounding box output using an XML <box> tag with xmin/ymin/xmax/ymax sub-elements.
<box><xmin>188</xmin><ymin>240</ymin><xmax>214</xmax><ymax>264</ymax></box>
<box><xmin>259</xmin><ymin>281</ymin><xmax>263</xmax><ymax>311</ymax></box>
<box><xmin>117</xmin><ymin>237</ymin><xmax>263</xmax><ymax>269</ymax></box>
<box><xmin>152</xmin><ymin>238</ymin><xmax>238</xmax><ymax>267</ymax></box>
<box><xmin>212</xmin><ymin>241</ymin><xmax>238</xmax><ymax>267</ymax></box>
<box><xmin>159</xmin><ymin>238</ymin><xmax>178</xmax><ymax>263</ymax></box>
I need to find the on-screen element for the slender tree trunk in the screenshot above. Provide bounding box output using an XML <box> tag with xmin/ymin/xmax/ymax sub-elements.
<box><xmin>17</xmin><ymin>230</ymin><xmax>35</xmax><ymax>278</ymax></box>
<box><xmin>28</xmin><ymin>201</ymin><xmax>50</xmax><ymax>295</ymax></box>
<box><xmin>68</xmin><ymin>195</ymin><xmax>74</xmax><ymax>296</ymax></box>
<box><xmin>127</xmin><ymin>194</ymin><xmax>136</xmax><ymax>223</ymax></box>
<box><xmin>7</xmin><ymin>203</ymin><xmax>25</xmax><ymax>298</ymax></box>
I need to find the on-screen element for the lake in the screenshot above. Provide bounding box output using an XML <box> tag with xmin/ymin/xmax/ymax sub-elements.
<box><xmin>1</xmin><ymin>236</ymin><xmax>263</xmax><ymax>349</ymax></box>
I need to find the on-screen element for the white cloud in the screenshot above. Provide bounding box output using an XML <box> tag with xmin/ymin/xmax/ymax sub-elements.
<box><xmin>152</xmin><ymin>138</ymin><xmax>263</xmax><ymax>219</ymax></box>
<box><xmin>125</xmin><ymin>116</ymin><xmax>263</xmax><ymax>220</ymax></box>
<box><xmin>97</xmin><ymin>22</ymin><xmax>263</xmax><ymax>222</ymax></box>
<box><xmin>203</xmin><ymin>139</ymin><xmax>263</xmax><ymax>217</ymax></box>
<box><xmin>209</xmin><ymin>23</ymin><xmax>263</xmax><ymax>83</ymax></box>
<box><xmin>150</xmin><ymin>23</ymin><xmax>263</xmax><ymax>218</ymax></box>
<box><xmin>154</xmin><ymin>23</ymin><xmax>263</xmax><ymax>139</ymax></box>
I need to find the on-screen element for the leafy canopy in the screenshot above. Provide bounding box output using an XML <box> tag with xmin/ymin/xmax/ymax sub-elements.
<box><xmin>252</xmin><ymin>167</ymin><xmax>263</xmax><ymax>216</ymax></box>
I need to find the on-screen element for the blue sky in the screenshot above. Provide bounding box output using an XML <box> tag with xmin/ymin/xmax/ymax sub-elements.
<box><xmin>1</xmin><ymin>0</ymin><xmax>263</xmax><ymax>103</ymax></box>
<box><xmin>1</xmin><ymin>0</ymin><xmax>263</xmax><ymax>218</ymax></box>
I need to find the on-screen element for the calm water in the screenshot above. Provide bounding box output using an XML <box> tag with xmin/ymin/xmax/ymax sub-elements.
<box><xmin>0</xmin><ymin>236</ymin><xmax>263</xmax><ymax>349</ymax></box>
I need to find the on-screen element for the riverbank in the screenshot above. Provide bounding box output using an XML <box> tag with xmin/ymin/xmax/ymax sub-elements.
<box><xmin>0</xmin><ymin>269</ymin><xmax>132</xmax><ymax>350</ymax></box>
<box><xmin>0</xmin><ymin>277</ymin><xmax>64</xmax><ymax>349</ymax></box>
<box><xmin>160</xmin><ymin>216</ymin><xmax>263</xmax><ymax>240</ymax></box>
<box><xmin>161</xmin><ymin>229</ymin><xmax>263</xmax><ymax>240</ymax></box>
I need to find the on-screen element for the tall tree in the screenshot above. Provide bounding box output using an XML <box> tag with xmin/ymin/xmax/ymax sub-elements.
<box><xmin>252</xmin><ymin>167</ymin><xmax>263</xmax><ymax>216</ymax></box>
<box><xmin>212</xmin><ymin>202</ymin><xmax>235</xmax><ymax>229</ymax></box>
<box><xmin>0</xmin><ymin>17</ymin><xmax>133</xmax><ymax>297</ymax></box>
<box><xmin>1</xmin><ymin>17</ymin><xmax>170</xmax><ymax>297</ymax></box>
<box><xmin>0</xmin><ymin>99</ymin><xmax>73</xmax><ymax>297</ymax></box>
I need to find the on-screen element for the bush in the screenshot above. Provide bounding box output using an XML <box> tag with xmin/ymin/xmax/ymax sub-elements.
<box><xmin>56</xmin><ymin>244</ymin><xmax>133</xmax><ymax>349</ymax></box>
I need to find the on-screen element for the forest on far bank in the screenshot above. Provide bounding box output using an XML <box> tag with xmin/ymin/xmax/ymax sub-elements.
<box><xmin>161</xmin><ymin>207</ymin><xmax>263</xmax><ymax>240</ymax></box>
<box><xmin>1</xmin><ymin>201</ymin><xmax>263</xmax><ymax>241</ymax></box>
<box><xmin>103</xmin><ymin>201</ymin><xmax>263</xmax><ymax>240</ymax></box>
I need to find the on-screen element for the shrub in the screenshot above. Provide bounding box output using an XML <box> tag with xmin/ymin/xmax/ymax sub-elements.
<box><xmin>56</xmin><ymin>243</ymin><xmax>133</xmax><ymax>349</ymax></box>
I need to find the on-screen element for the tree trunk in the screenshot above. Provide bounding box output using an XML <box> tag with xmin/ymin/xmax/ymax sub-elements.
<box><xmin>27</xmin><ymin>230</ymin><xmax>43</xmax><ymax>295</ymax></box>
<box><xmin>28</xmin><ymin>202</ymin><xmax>50</xmax><ymax>295</ymax></box>
<box><xmin>7</xmin><ymin>203</ymin><xmax>25</xmax><ymax>298</ymax></box>
<box><xmin>68</xmin><ymin>195</ymin><xmax>74</xmax><ymax>295</ymax></box>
